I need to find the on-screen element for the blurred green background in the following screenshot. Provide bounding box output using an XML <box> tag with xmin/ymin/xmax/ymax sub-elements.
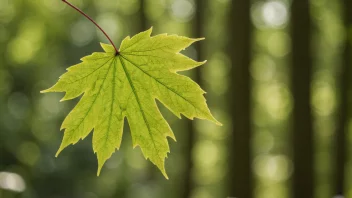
<box><xmin>0</xmin><ymin>0</ymin><xmax>351</xmax><ymax>198</ymax></box>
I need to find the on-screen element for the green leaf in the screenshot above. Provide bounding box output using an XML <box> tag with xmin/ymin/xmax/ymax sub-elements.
<box><xmin>41</xmin><ymin>28</ymin><xmax>221</xmax><ymax>178</ymax></box>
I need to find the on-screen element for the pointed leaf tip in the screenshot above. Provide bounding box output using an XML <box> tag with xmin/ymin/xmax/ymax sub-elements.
<box><xmin>97</xmin><ymin>166</ymin><xmax>102</xmax><ymax>176</ymax></box>
<box><xmin>100</xmin><ymin>43</ymin><xmax>115</xmax><ymax>53</ymax></box>
<box><xmin>196</xmin><ymin>37</ymin><xmax>205</xmax><ymax>41</ymax></box>
<box><xmin>55</xmin><ymin>150</ymin><xmax>60</xmax><ymax>158</ymax></box>
<box><xmin>40</xmin><ymin>87</ymin><xmax>53</xmax><ymax>93</ymax></box>
<box><xmin>160</xmin><ymin>167</ymin><xmax>169</xmax><ymax>179</ymax></box>
<box><xmin>215</xmin><ymin>120</ymin><xmax>223</xmax><ymax>126</ymax></box>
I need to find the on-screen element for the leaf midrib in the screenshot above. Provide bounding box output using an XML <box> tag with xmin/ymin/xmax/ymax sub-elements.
<box><xmin>118</xmin><ymin>56</ymin><xmax>162</xmax><ymax>163</ymax></box>
<box><xmin>101</xmin><ymin>58</ymin><xmax>118</xmax><ymax>151</ymax></box>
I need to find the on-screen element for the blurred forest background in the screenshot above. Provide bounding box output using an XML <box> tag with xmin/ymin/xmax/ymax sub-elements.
<box><xmin>0</xmin><ymin>0</ymin><xmax>352</xmax><ymax>198</ymax></box>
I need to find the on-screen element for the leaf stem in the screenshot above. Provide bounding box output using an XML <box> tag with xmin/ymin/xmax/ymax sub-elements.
<box><xmin>62</xmin><ymin>0</ymin><xmax>119</xmax><ymax>55</ymax></box>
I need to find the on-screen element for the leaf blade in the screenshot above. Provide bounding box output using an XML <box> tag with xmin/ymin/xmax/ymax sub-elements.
<box><xmin>42</xmin><ymin>28</ymin><xmax>221</xmax><ymax>177</ymax></box>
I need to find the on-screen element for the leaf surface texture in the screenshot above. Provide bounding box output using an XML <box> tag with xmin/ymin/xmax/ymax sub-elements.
<box><xmin>42</xmin><ymin>28</ymin><xmax>220</xmax><ymax>177</ymax></box>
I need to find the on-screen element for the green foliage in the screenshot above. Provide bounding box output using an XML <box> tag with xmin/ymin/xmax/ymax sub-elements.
<box><xmin>41</xmin><ymin>28</ymin><xmax>221</xmax><ymax>178</ymax></box>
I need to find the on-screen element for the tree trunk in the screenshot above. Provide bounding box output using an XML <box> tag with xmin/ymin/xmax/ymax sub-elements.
<box><xmin>182</xmin><ymin>1</ymin><xmax>205</xmax><ymax>197</ymax></box>
<box><xmin>334</xmin><ymin>0</ymin><xmax>352</xmax><ymax>195</ymax></box>
<box><xmin>138</xmin><ymin>0</ymin><xmax>147</xmax><ymax>31</ymax></box>
<box><xmin>227</xmin><ymin>0</ymin><xmax>253</xmax><ymax>197</ymax></box>
<box><xmin>291</xmin><ymin>0</ymin><xmax>314</xmax><ymax>197</ymax></box>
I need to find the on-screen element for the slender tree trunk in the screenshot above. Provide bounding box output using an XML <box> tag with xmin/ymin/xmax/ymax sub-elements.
<box><xmin>291</xmin><ymin>0</ymin><xmax>314</xmax><ymax>197</ymax></box>
<box><xmin>334</xmin><ymin>0</ymin><xmax>352</xmax><ymax>195</ymax></box>
<box><xmin>139</xmin><ymin>0</ymin><xmax>147</xmax><ymax>30</ymax></box>
<box><xmin>182</xmin><ymin>1</ymin><xmax>205</xmax><ymax>197</ymax></box>
<box><xmin>227</xmin><ymin>0</ymin><xmax>252</xmax><ymax>197</ymax></box>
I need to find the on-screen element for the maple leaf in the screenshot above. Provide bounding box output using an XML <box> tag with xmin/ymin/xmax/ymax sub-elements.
<box><xmin>41</xmin><ymin>28</ymin><xmax>221</xmax><ymax>178</ymax></box>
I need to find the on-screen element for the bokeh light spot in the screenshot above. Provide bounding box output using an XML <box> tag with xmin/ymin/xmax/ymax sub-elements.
<box><xmin>0</xmin><ymin>172</ymin><xmax>26</xmax><ymax>193</ymax></box>
<box><xmin>312</xmin><ymin>82</ymin><xmax>336</xmax><ymax>116</ymax></box>
<box><xmin>253</xmin><ymin>154</ymin><xmax>292</xmax><ymax>182</ymax></box>
<box><xmin>7</xmin><ymin>19</ymin><xmax>44</xmax><ymax>65</ymax></box>
<box><xmin>205</xmin><ymin>53</ymin><xmax>231</xmax><ymax>95</ymax></box>
<box><xmin>194</xmin><ymin>140</ymin><xmax>220</xmax><ymax>167</ymax></box>
<box><xmin>114</xmin><ymin>0</ymin><xmax>139</xmax><ymax>15</ymax></box>
<box><xmin>44</xmin><ymin>0</ymin><xmax>65</xmax><ymax>13</ymax></box>
<box><xmin>251</xmin><ymin>55</ymin><xmax>276</xmax><ymax>82</ymax></box>
<box><xmin>253</xmin><ymin>131</ymin><xmax>274</xmax><ymax>154</ymax></box>
<box><xmin>261</xmin><ymin>1</ymin><xmax>288</xmax><ymax>28</ymax></box>
<box><xmin>257</xmin><ymin>84</ymin><xmax>292</xmax><ymax>120</ymax></box>
<box><xmin>170</xmin><ymin>0</ymin><xmax>195</xmax><ymax>23</ymax></box>
<box><xmin>267</xmin><ymin>32</ymin><xmax>291</xmax><ymax>57</ymax></box>
<box><xmin>16</xmin><ymin>141</ymin><xmax>41</xmax><ymax>166</ymax></box>
<box><xmin>70</xmin><ymin>19</ymin><xmax>95</xmax><ymax>47</ymax></box>
<box><xmin>146</xmin><ymin>0</ymin><xmax>166</xmax><ymax>21</ymax></box>
<box><xmin>96</xmin><ymin>13</ymin><xmax>122</xmax><ymax>42</ymax></box>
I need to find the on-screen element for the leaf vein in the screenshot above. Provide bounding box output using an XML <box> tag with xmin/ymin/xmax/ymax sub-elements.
<box><xmin>119</xmin><ymin>56</ymin><xmax>162</xmax><ymax>161</ymax></box>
